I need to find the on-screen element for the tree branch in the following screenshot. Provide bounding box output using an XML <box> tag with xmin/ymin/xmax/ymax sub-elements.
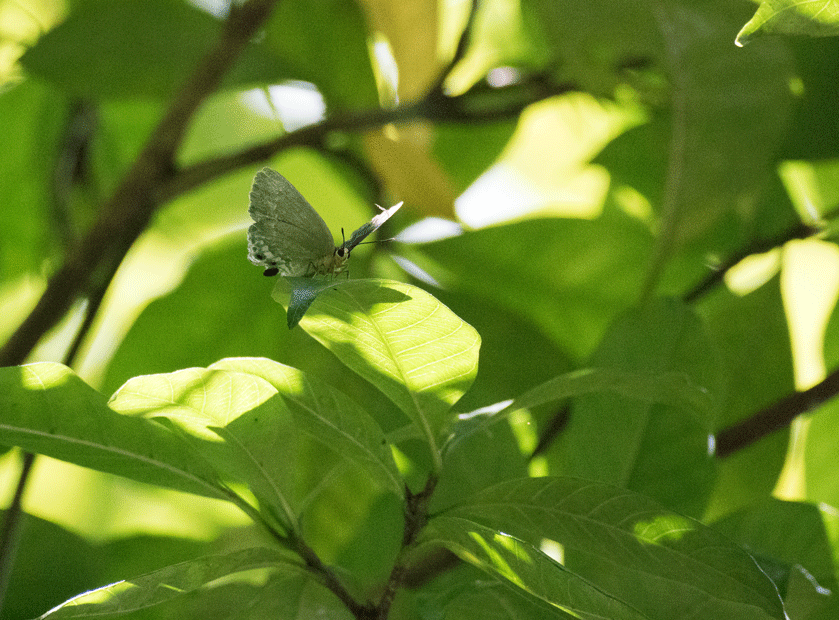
<box><xmin>716</xmin><ymin>366</ymin><xmax>839</xmax><ymax>457</ymax></box>
<box><xmin>0</xmin><ymin>0</ymin><xmax>280</xmax><ymax>367</ymax></box>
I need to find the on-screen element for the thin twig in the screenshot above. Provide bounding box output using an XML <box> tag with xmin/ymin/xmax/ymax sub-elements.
<box><xmin>374</xmin><ymin>475</ymin><xmax>439</xmax><ymax>620</ymax></box>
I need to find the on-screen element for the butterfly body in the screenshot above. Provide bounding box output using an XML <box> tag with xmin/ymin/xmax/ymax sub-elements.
<box><xmin>247</xmin><ymin>167</ymin><xmax>400</xmax><ymax>278</ymax></box>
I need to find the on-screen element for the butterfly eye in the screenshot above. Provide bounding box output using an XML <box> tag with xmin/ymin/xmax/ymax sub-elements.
<box><xmin>263</xmin><ymin>267</ymin><xmax>279</xmax><ymax>277</ymax></box>
<box><xmin>336</xmin><ymin>247</ymin><xmax>348</xmax><ymax>258</ymax></box>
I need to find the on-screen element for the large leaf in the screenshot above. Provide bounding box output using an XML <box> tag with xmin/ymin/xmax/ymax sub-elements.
<box><xmin>0</xmin><ymin>81</ymin><xmax>69</xmax><ymax>281</ymax></box>
<box><xmin>533</xmin><ymin>0</ymin><xmax>793</xmax><ymax>272</ymax></box>
<box><xmin>20</xmin><ymin>0</ymin><xmax>288</xmax><ymax>100</ymax></box>
<box><xmin>696</xmin><ymin>275</ymin><xmax>794</xmax><ymax>519</ymax></box>
<box><xmin>737</xmin><ymin>0</ymin><xmax>839</xmax><ymax>45</ymax></box>
<box><xmin>110</xmin><ymin>367</ymin><xmax>300</xmax><ymax>528</ymax></box>
<box><xmin>557</xmin><ymin>299</ymin><xmax>720</xmax><ymax>516</ymax></box>
<box><xmin>210</xmin><ymin>357</ymin><xmax>404</xmax><ymax>498</ymax></box>
<box><xmin>37</xmin><ymin>547</ymin><xmax>318</xmax><ymax>619</ymax></box>
<box><xmin>109</xmin><ymin>362</ymin><xmax>402</xmax><ymax>533</ymax></box>
<box><xmin>407</xmin><ymin>563</ymin><xmax>579</xmax><ymax>620</ymax></box>
<box><xmin>0</xmin><ymin>363</ymin><xmax>225</xmax><ymax>500</ymax></box>
<box><xmin>3</xmin><ymin>514</ymin><xmax>210</xmax><ymax>620</ymax></box>
<box><xmin>422</xmin><ymin>517</ymin><xmax>648</xmax><ymax>620</ymax></box>
<box><xmin>712</xmin><ymin>498</ymin><xmax>838</xmax><ymax>616</ymax></box>
<box><xmin>803</xmin><ymin>398</ymin><xmax>839</xmax><ymax>511</ymax></box>
<box><xmin>426</xmin><ymin>477</ymin><xmax>787</xmax><ymax>620</ymax></box>
<box><xmin>298</xmin><ymin>279</ymin><xmax>481</xmax><ymax>471</ymax></box>
<box><xmin>414</xmin><ymin>214</ymin><xmax>654</xmax><ymax>362</ymax></box>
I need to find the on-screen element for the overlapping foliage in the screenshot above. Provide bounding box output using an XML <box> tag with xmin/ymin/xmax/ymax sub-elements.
<box><xmin>2</xmin><ymin>0</ymin><xmax>839</xmax><ymax>618</ymax></box>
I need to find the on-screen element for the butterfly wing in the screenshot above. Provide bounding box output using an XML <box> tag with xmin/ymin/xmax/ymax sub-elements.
<box><xmin>343</xmin><ymin>201</ymin><xmax>404</xmax><ymax>252</ymax></box>
<box><xmin>247</xmin><ymin>168</ymin><xmax>335</xmax><ymax>276</ymax></box>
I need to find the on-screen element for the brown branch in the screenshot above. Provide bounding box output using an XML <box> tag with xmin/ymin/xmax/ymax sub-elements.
<box><xmin>0</xmin><ymin>0</ymin><xmax>279</xmax><ymax>367</ymax></box>
<box><xmin>157</xmin><ymin>74</ymin><xmax>572</xmax><ymax>205</ymax></box>
<box><xmin>716</xmin><ymin>366</ymin><xmax>839</xmax><ymax>457</ymax></box>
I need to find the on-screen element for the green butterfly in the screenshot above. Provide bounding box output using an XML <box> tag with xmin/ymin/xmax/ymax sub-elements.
<box><xmin>247</xmin><ymin>167</ymin><xmax>402</xmax><ymax>277</ymax></box>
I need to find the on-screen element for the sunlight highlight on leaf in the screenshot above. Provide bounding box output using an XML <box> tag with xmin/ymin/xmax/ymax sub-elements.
<box><xmin>0</xmin><ymin>363</ymin><xmax>227</xmax><ymax>501</ymax></box>
<box><xmin>737</xmin><ymin>0</ymin><xmax>839</xmax><ymax>45</ymax></box>
<box><xmin>38</xmin><ymin>548</ymin><xmax>304</xmax><ymax>619</ymax></box>
<box><xmin>431</xmin><ymin>477</ymin><xmax>787</xmax><ymax>620</ymax></box>
<box><xmin>210</xmin><ymin>357</ymin><xmax>404</xmax><ymax>497</ymax></box>
<box><xmin>423</xmin><ymin>516</ymin><xmax>649</xmax><ymax>620</ymax></box>
<box><xmin>299</xmin><ymin>279</ymin><xmax>480</xmax><ymax>471</ymax></box>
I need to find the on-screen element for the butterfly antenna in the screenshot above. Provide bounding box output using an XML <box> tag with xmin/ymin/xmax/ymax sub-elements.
<box><xmin>354</xmin><ymin>237</ymin><xmax>396</xmax><ymax>246</ymax></box>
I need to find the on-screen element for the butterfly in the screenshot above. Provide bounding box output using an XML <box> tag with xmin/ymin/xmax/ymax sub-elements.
<box><xmin>247</xmin><ymin>167</ymin><xmax>402</xmax><ymax>277</ymax></box>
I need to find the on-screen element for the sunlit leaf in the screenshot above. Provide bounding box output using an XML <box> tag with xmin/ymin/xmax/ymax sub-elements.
<box><xmin>427</xmin><ymin>477</ymin><xmax>787</xmax><ymax>620</ymax></box>
<box><xmin>423</xmin><ymin>518</ymin><xmax>648</xmax><ymax>620</ymax></box>
<box><xmin>38</xmin><ymin>547</ymin><xmax>307</xmax><ymax>619</ymax></box>
<box><xmin>0</xmin><ymin>363</ymin><xmax>225</xmax><ymax>500</ymax></box>
<box><xmin>210</xmin><ymin>357</ymin><xmax>404</xmax><ymax>497</ymax></box>
<box><xmin>298</xmin><ymin>279</ymin><xmax>480</xmax><ymax>471</ymax></box>
<box><xmin>737</xmin><ymin>0</ymin><xmax>839</xmax><ymax>45</ymax></box>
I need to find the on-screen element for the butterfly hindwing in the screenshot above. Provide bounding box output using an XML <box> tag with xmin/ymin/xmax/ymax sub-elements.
<box><xmin>247</xmin><ymin>168</ymin><xmax>335</xmax><ymax>276</ymax></box>
<box><xmin>247</xmin><ymin>168</ymin><xmax>402</xmax><ymax>278</ymax></box>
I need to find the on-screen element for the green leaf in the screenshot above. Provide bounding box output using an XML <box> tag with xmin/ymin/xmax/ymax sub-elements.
<box><xmin>0</xmin><ymin>363</ymin><xmax>225</xmax><ymax>500</ymax></box>
<box><xmin>19</xmin><ymin>0</ymin><xmax>287</xmax><ymax>100</ymax></box>
<box><xmin>5</xmin><ymin>515</ymin><xmax>209</xmax><ymax>620</ymax></box>
<box><xmin>712</xmin><ymin>498</ymin><xmax>838</xmax><ymax>608</ymax></box>
<box><xmin>541</xmin><ymin>0</ymin><xmax>793</xmax><ymax>267</ymax></box>
<box><xmin>424</xmin><ymin>291</ymin><xmax>573</xmax><ymax>414</ymax></box>
<box><xmin>432</xmin><ymin>570</ymin><xmax>580</xmax><ymax>619</ymax></box>
<box><xmin>109</xmin><ymin>366</ymin><xmax>306</xmax><ymax>531</ymax></box>
<box><xmin>431</xmin><ymin>414</ymin><xmax>528</xmax><ymax>513</ymax></box>
<box><xmin>0</xmin><ymin>81</ymin><xmax>69</xmax><ymax>279</ymax></box>
<box><xmin>415</xmin><ymin>215</ymin><xmax>654</xmax><ymax>362</ymax></box>
<box><xmin>210</xmin><ymin>357</ymin><xmax>404</xmax><ymax>498</ymax></box>
<box><xmin>433</xmin><ymin>120</ymin><xmax>518</xmax><ymax>192</ymax></box>
<box><xmin>263</xmin><ymin>0</ymin><xmax>378</xmax><ymax>108</ymax></box>
<box><xmin>298</xmin><ymin>280</ymin><xmax>481</xmax><ymax>471</ymax></box>
<box><xmin>697</xmin><ymin>275</ymin><xmax>793</xmax><ymax>519</ymax></box>
<box><xmin>804</xmin><ymin>398</ymin><xmax>839</xmax><ymax>510</ymax></box>
<box><xmin>101</xmin><ymin>236</ymin><xmax>288</xmax><ymax>395</ymax></box>
<box><xmin>737</xmin><ymin>0</ymin><xmax>839</xmax><ymax>46</ymax></box>
<box><xmin>422</xmin><ymin>518</ymin><xmax>648</xmax><ymax>620</ymax></box>
<box><xmin>511</xmin><ymin>367</ymin><xmax>715</xmax><ymax>414</ymax></box>
<box><xmin>557</xmin><ymin>299</ymin><xmax>720</xmax><ymax>515</ymax></box>
<box><xmin>110</xmin><ymin>360</ymin><xmax>406</xmax><ymax>532</ymax></box>
<box><xmin>38</xmin><ymin>547</ymin><xmax>308</xmax><ymax>619</ymax></box>
<box><xmin>428</xmin><ymin>477</ymin><xmax>787</xmax><ymax>620</ymax></box>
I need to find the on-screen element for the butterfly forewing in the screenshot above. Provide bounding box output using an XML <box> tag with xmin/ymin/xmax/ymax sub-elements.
<box><xmin>247</xmin><ymin>168</ymin><xmax>336</xmax><ymax>276</ymax></box>
<box><xmin>344</xmin><ymin>202</ymin><xmax>403</xmax><ymax>251</ymax></box>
